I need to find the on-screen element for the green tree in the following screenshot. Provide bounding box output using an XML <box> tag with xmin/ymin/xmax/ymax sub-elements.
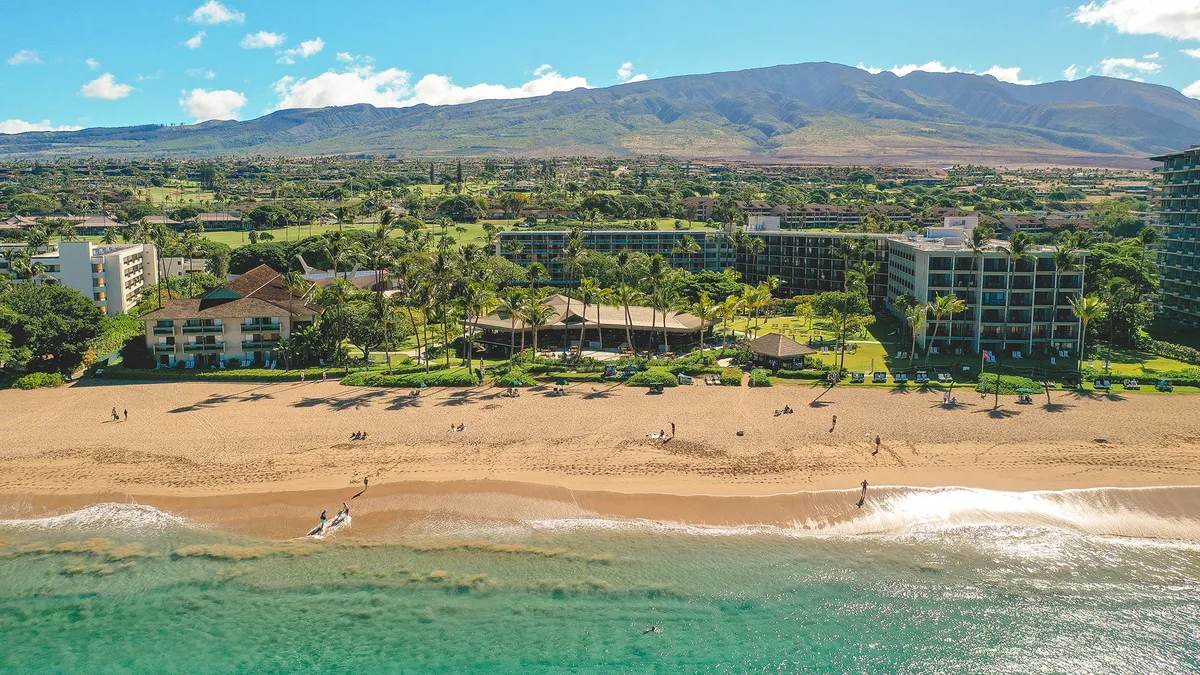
<box><xmin>925</xmin><ymin>293</ymin><xmax>967</xmax><ymax>365</ymax></box>
<box><xmin>1070</xmin><ymin>294</ymin><xmax>1108</xmax><ymax>375</ymax></box>
<box><xmin>0</xmin><ymin>283</ymin><xmax>104</xmax><ymax>374</ymax></box>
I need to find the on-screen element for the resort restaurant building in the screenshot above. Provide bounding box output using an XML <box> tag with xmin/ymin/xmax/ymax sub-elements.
<box><xmin>885</xmin><ymin>225</ymin><xmax>1087</xmax><ymax>357</ymax></box>
<box><xmin>139</xmin><ymin>264</ymin><xmax>319</xmax><ymax>368</ymax></box>
<box><xmin>468</xmin><ymin>293</ymin><xmax>716</xmax><ymax>356</ymax></box>
<box><xmin>495</xmin><ymin>229</ymin><xmax>732</xmax><ymax>283</ymax></box>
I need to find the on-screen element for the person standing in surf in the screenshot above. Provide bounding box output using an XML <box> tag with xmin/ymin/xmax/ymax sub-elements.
<box><xmin>857</xmin><ymin>480</ymin><xmax>868</xmax><ymax>508</ymax></box>
<box><xmin>319</xmin><ymin>508</ymin><xmax>327</xmax><ymax>531</ymax></box>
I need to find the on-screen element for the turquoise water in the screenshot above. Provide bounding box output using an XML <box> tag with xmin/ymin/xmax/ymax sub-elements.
<box><xmin>1</xmin><ymin>508</ymin><xmax>1199</xmax><ymax>673</ymax></box>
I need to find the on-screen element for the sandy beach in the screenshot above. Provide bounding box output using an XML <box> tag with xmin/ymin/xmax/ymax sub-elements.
<box><xmin>0</xmin><ymin>379</ymin><xmax>1198</xmax><ymax>537</ymax></box>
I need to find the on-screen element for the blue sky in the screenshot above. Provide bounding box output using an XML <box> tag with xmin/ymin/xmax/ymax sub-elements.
<box><xmin>3</xmin><ymin>0</ymin><xmax>1200</xmax><ymax>133</ymax></box>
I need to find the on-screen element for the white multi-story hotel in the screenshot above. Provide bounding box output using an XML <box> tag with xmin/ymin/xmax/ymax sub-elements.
<box><xmin>140</xmin><ymin>265</ymin><xmax>319</xmax><ymax>368</ymax></box>
<box><xmin>886</xmin><ymin>219</ymin><xmax>1087</xmax><ymax>357</ymax></box>
<box><xmin>26</xmin><ymin>242</ymin><xmax>158</xmax><ymax>316</ymax></box>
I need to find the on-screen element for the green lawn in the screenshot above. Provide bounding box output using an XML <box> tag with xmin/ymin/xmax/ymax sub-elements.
<box><xmin>134</xmin><ymin>180</ymin><xmax>216</xmax><ymax>207</ymax></box>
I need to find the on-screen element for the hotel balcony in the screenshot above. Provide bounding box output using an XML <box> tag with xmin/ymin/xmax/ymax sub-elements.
<box><xmin>153</xmin><ymin>344</ymin><xmax>177</xmax><ymax>354</ymax></box>
<box><xmin>241</xmin><ymin>322</ymin><xmax>281</xmax><ymax>333</ymax></box>
<box><xmin>152</xmin><ymin>326</ymin><xmax>175</xmax><ymax>336</ymax></box>
<box><xmin>241</xmin><ymin>339</ymin><xmax>279</xmax><ymax>350</ymax></box>
<box><xmin>183</xmin><ymin>342</ymin><xmax>225</xmax><ymax>353</ymax></box>
<box><xmin>182</xmin><ymin>324</ymin><xmax>223</xmax><ymax>335</ymax></box>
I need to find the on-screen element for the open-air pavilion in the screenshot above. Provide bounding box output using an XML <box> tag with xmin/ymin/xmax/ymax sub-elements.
<box><xmin>746</xmin><ymin>333</ymin><xmax>817</xmax><ymax>369</ymax></box>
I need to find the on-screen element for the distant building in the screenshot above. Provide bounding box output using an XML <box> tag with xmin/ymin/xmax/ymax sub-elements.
<box><xmin>139</xmin><ymin>265</ymin><xmax>319</xmax><ymax>368</ymax></box>
<box><xmin>29</xmin><ymin>242</ymin><xmax>157</xmax><ymax>316</ymax></box>
<box><xmin>682</xmin><ymin>197</ymin><xmax>715</xmax><ymax>221</ymax></box>
<box><xmin>159</xmin><ymin>257</ymin><xmax>209</xmax><ymax>277</ymax></box>
<box><xmin>496</xmin><ymin>229</ymin><xmax>731</xmax><ymax>282</ymax></box>
<box><xmin>1150</xmin><ymin>147</ymin><xmax>1200</xmax><ymax>324</ymax></box>
<box><xmin>736</xmin><ymin>224</ymin><xmax>895</xmax><ymax>301</ymax></box>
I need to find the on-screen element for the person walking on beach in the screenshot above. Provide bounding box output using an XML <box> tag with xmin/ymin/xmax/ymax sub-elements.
<box><xmin>857</xmin><ymin>480</ymin><xmax>868</xmax><ymax>508</ymax></box>
<box><xmin>123</xmin><ymin>409</ymin><xmax>128</xmax><ymax>422</ymax></box>
<box><xmin>670</xmin><ymin>422</ymin><xmax>676</xmax><ymax>438</ymax></box>
<box><xmin>873</xmin><ymin>435</ymin><xmax>881</xmax><ymax>456</ymax></box>
<box><xmin>352</xmin><ymin>476</ymin><xmax>368</xmax><ymax>500</ymax></box>
<box><xmin>111</xmin><ymin>407</ymin><xmax>118</xmax><ymax>422</ymax></box>
<box><xmin>830</xmin><ymin>414</ymin><xmax>837</xmax><ymax>432</ymax></box>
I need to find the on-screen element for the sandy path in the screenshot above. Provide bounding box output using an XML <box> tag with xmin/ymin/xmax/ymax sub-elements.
<box><xmin>0</xmin><ymin>379</ymin><xmax>1198</xmax><ymax>500</ymax></box>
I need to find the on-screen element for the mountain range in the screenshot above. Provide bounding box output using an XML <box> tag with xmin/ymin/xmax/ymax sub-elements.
<box><xmin>2</xmin><ymin>62</ymin><xmax>1197</xmax><ymax>166</ymax></box>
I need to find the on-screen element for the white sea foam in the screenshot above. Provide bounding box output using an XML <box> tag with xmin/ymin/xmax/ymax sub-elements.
<box><xmin>0</xmin><ymin>502</ymin><xmax>193</xmax><ymax>533</ymax></box>
<box><xmin>307</xmin><ymin>514</ymin><xmax>352</xmax><ymax>539</ymax></box>
<box><xmin>525</xmin><ymin>486</ymin><xmax>1200</xmax><ymax>544</ymax></box>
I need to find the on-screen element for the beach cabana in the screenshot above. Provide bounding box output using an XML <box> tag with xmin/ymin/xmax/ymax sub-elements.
<box><xmin>746</xmin><ymin>333</ymin><xmax>816</xmax><ymax>369</ymax></box>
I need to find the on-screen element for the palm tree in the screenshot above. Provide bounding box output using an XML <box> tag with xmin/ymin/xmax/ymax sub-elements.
<box><xmin>496</xmin><ymin>286</ymin><xmax>526</xmax><ymax>359</ymax></box>
<box><xmin>575</xmin><ymin>277</ymin><xmax>600</xmax><ymax>357</ymax></box>
<box><xmin>906</xmin><ymin>302</ymin><xmax>927</xmax><ymax>366</ymax></box>
<box><xmin>999</xmin><ymin>231</ymin><xmax>1033</xmax><ymax>362</ymax></box>
<box><xmin>925</xmin><ymin>293</ymin><xmax>967</xmax><ymax>365</ymax></box>
<box><xmin>591</xmin><ymin>285</ymin><xmax>614</xmax><ymax>352</ymax></box>
<box><xmin>1050</xmin><ymin>232</ymin><xmax>1080</xmax><ymax>357</ymax></box>
<box><xmin>612</xmin><ymin>284</ymin><xmax>641</xmax><ymax>354</ymax></box>
<box><xmin>615</xmin><ymin>251</ymin><xmax>635</xmax><ymax>351</ymax></box>
<box><xmin>645</xmin><ymin>255</ymin><xmax>669</xmax><ymax>355</ymax></box>
<box><xmin>718</xmin><ymin>294</ymin><xmax>742</xmax><ymax>348</ymax></box>
<box><xmin>1070</xmin><ymin>294</ymin><xmax>1108</xmax><ymax>375</ymax></box>
<box><xmin>689</xmin><ymin>291</ymin><xmax>719</xmax><ymax>360</ymax></box>
<box><xmin>558</xmin><ymin>230</ymin><xmax>586</xmax><ymax>352</ymax></box>
<box><xmin>653</xmin><ymin>287</ymin><xmax>679</xmax><ymax>356</ymax></box>
<box><xmin>521</xmin><ymin>293</ymin><xmax>555</xmax><ymax>355</ymax></box>
<box><xmin>966</xmin><ymin>225</ymin><xmax>996</xmax><ymax>353</ymax></box>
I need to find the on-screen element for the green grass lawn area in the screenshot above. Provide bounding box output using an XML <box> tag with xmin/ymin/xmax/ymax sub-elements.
<box><xmin>134</xmin><ymin>180</ymin><xmax>216</xmax><ymax>206</ymax></box>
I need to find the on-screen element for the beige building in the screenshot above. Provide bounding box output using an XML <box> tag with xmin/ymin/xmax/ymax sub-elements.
<box><xmin>140</xmin><ymin>265</ymin><xmax>319</xmax><ymax>368</ymax></box>
<box><xmin>29</xmin><ymin>241</ymin><xmax>157</xmax><ymax>316</ymax></box>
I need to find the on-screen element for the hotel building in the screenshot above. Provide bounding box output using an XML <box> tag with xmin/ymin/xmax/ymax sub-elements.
<box><xmin>29</xmin><ymin>241</ymin><xmax>157</xmax><ymax>316</ymax></box>
<box><xmin>1150</xmin><ymin>147</ymin><xmax>1200</xmax><ymax>324</ymax></box>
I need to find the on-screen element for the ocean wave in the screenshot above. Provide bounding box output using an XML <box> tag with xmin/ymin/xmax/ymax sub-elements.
<box><xmin>0</xmin><ymin>502</ymin><xmax>193</xmax><ymax>533</ymax></box>
<box><xmin>526</xmin><ymin>486</ymin><xmax>1200</xmax><ymax>543</ymax></box>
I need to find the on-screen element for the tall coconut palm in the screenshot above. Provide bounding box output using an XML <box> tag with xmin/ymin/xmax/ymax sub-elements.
<box><xmin>966</xmin><ymin>225</ymin><xmax>996</xmax><ymax>353</ymax></box>
<box><xmin>521</xmin><ymin>293</ymin><xmax>555</xmax><ymax>355</ymax></box>
<box><xmin>496</xmin><ymin>286</ymin><xmax>526</xmax><ymax>359</ymax></box>
<box><xmin>558</xmin><ymin>230</ymin><xmax>586</xmax><ymax>352</ymax></box>
<box><xmin>591</xmin><ymin>286</ymin><xmax>614</xmax><ymax>352</ymax></box>
<box><xmin>719</xmin><ymin>294</ymin><xmax>743</xmax><ymax>347</ymax></box>
<box><xmin>645</xmin><ymin>255</ymin><xmax>669</xmax><ymax>355</ymax></box>
<box><xmin>1070</xmin><ymin>294</ymin><xmax>1108</xmax><ymax>375</ymax></box>
<box><xmin>575</xmin><ymin>277</ymin><xmax>600</xmax><ymax>358</ymax></box>
<box><xmin>925</xmin><ymin>293</ymin><xmax>967</xmax><ymax>365</ymax></box>
<box><xmin>689</xmin><ymin>291</ymin><xmax>719</xmax><ymax>360</ymax></box>
<box><xmin>906</xmin><ymin>302</ymin><xmax>927</xmax><ymax>366</ymax></box>
<box><xmin>653</xmin><ymin>287</ymin><xmax>680</xmax><ymax>356</ymax></box>
<box><xmin>999</xmin><ymin>231</ymin><xmax>1033</xmax><ymax>361</ymax></box>
<box><xmin>612</xmin><ymin>284</ymin><xmax>642</xmax><ymax>354</ymax></box>
<box><xmin>1050</xmin><ymin>232</ymin><xmax>1080</xmax><ymax>356</ymax></box>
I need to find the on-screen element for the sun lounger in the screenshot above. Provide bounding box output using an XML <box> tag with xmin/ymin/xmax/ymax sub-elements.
<box><xmin>915</xmin><ymin>373</ymin><xmax>930</xmax><ymax>384</ymax></box>
<box><xmin>851</xmin><ymin>372</ymin><xmax>865</xmax><ymax>383</ymax></box>
<box><xmin>873</xmin><ymin>372</ymin><xmax>887</xmax><ymax>383</ymax></box>
<box><xmin>1012</xmin><ymin>351</ymin><xmax>1022</xmax><ymax>359</ymax></box>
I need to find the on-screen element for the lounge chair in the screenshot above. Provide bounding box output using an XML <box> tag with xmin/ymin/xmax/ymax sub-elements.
<box><xmin>915</xmin><ymin>372</ymin><xmax>930</xmax><ymax>385</ymax></box>
<box><xmin>873</xmin><ymin>372</ymin><xmax>888</xmax><ymax>383</ymax></box>
<box><xmin>894</xmin><ymin>373</ymin><xmax>908</xmax><ymax>384</ymax></box>
<box><xmin>850</xmin><ymin>372</ymin><xmax>865</xmax><ymax>384</ymax></box>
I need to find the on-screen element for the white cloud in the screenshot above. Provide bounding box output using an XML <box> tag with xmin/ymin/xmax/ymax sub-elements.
<box><xmin>80</xmin><ymin>73</ymin><xmax>134</xmax><ymax>99</ymax></box>
<box><xmin>0</xmin><ymin>119</ymin><xmax>83</xmax><ymax>134</ymax></box>
<box><xmin>616</xmin><ymin>61</ymin><xmax>648</xmax><ymax>83</ymax></box>
<box><xmin>85</xmin><ymin>57</ymin><xmax>100</xmax><ymax>71</ymax></box>
<box><xmin>180</xmin><ymin>88</ymin><xmax>247</xmax><ymax>121</ymax></box>
<box><xmin>272</xmin><ymin>64</ymin><xmax>589</xmax><ymax>110</ymax></box>
<box><xmin>1064</xmin><ymin>64</ymin><xmax>1080</xmax><ymax>80</ymax></box>
<box><xmin>188</xmin><ymin>1</ymin><xmax>243</xmax><ymax>25</ymax></box>
<box><xmin>856</xmin><ymin>62</ymin><xmax>884</xmax><ymax>75</ymax></box>
<box><xmin>982</xmin><ymin>65</ymin><xmax>1035</xmax><ymax>85</ymax></box>
<box><xmin>136</xmin><ymin>72</ymin><xmax>161</xmax><ymax>82</ymax></box>
<box><xmin>1182</xmin><ymin>48</ymin><xmax>1200</xmax><ymax>58</ymax></box>
<box><xmin>1184</xmin><ymin>80</ymin><xmax>1200</xmax><ymax>98</ymax></box>
<box><xmin>185</xmin><ymin>31</ymin><xmax>206</xmax><ymax>49</ymax></box>
<box><xmin>1099</xmin><ymin>56</ymin><xmax>1163</xmax><ymax>80</ymax></box>
<box><xmin>277</xmin><ymin>37</ymin><xmax>324</xmax><ymax>64</ymax></box>
<box><xmin>187</xmin><ymin>68</ymin><xmax>217</xmax><ymax>80</ymax></box>
<box><xmin>1074</xmin><ymin>0</ymin><xmax>1200</xmax><ymax>40</ymax></box>
<box><xmin>336</xmin><ymin>52</ymin><xmax>356</xmax><ymax>62</ymax></box>
<box><xmin>240</xmin><ymin>31</ymin><xmax>286</xmax><ymax>49</ymax></box>
<box><xmin>1144</xmin><ymin>52</ymin><xmax>1161</xmax><ymax>59</ymax></box>
<box><xmin>7</xmin><ymin>50</ymin><xmax>41</xmax><ymax>66</ymax></box>
<box><xmin>888</xmin><ymin>61</ymin><xmax>962</xmax><ymax>77</ymax></box>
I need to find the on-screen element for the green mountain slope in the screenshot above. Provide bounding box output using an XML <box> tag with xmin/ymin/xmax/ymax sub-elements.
<box><xmin>2</xmin><ymin>62</ymin><xmax>1196</xmax><ymax>165</ymax></box>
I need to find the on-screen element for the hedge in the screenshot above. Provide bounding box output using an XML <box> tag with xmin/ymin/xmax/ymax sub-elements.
<box><xmin>341</xmin><ymin>368</ymin><xmax>479</xmax><ymax>388</ymax></box>
<box><xmin>13</xmin><ymin>372</ymin><xmax>65</xmax><ymax>390</ymax></box>
<box><xmin>490</xmin><ymin>365</ymin><xmax>536</xmax><ymax>388</ymax></box>
<box><xmin>98</xmin><ymin>365</ymin><xmax>331</xmax><ymax>383</ymax></box>
<box><xmin>975</xmin><ymin>373</ymin><xmax>1044</xmax><ymax>395</ymax></box>
<box><xmin>1142</xmin><ymin>339</ymin><xmax>1200</xmax><ymax>366</ymax></box>
<box><xmin>748</xmin><ymin>369</ymin><xmax>772</xmax><ymax>387</ymax></box>
<box><xmin>1080</xmin><ymin>366</ymin><xmax>1200</xmax><ymax>388</ymax></box>
<box><xmin>773</xmin><ymin>369</ymin><xmax>828</xmax><ymax>380</ymax></box>
<box><xmin>720</xmin><ymin>367</ymin><xmax>744</xmax><ymax>386</ymax></box>
<box><xmin>624</xmin><ymin>368</ymin><xmax>679</xmax><ymax>387</ymax></box>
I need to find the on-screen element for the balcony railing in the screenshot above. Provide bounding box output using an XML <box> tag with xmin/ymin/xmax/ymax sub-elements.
<box><xmin>152</xmin><ymin>326</ymin><xmax>174</xmax><ymax>336</ymax></box>
<box><xmin>153</xmin><ymin>343</ymin><xmax>176</xmax><ymax>354</ymax></box>
<box><xmin>242</xmin><ymin>322</ymin><xmax>281</xmax><ymax>333</ymax></box>
<box><xmin>183</xmin><ymin>342</ymin><xmax>225</xmax><ymax>353</ymax></box>
<box><xmin>182</xmin><ymin>324</ymin><xmax>223</xmax><ymax>335</ymax></box>
<box><xmin>241</xmin><ymin>340</ymin><xmax>279</xmax><ymax>350</ymax></box>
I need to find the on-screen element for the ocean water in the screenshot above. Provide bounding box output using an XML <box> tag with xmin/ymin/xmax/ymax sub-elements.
<box><xmin>1</xmin><ymin>498</ymin><xmax>1199</xmax><ymax>673</ymax></box>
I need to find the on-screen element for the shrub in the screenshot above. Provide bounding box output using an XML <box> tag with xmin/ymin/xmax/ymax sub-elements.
<box><xmin>624</xmin><ymin>368</ymin><xmax>679</xmax><ymax>387</ymax></box>
<box><xmin>773</xmin><ymin>369</ymin><xmax>828</xmax><ymax>380</ymax></box>
<box><xmin>1143</xmin><ymin>339</ymin><xmax>1200</xmax><ymax>365</ymax></box>
<box><xmin>720</xmin><ymin>367</ymin><xmax>744</xmax><ymax>386</ymax></box>
<box><xmin>118</xmin><ymin>337</ymin><xmax>157</xmax><ymax>370</ymax></box>
<box><xmin>490</xmin><ymin>364</ymin><xmax>536</xmax><ymax>387</ymax></box>
<box><xmin>748</xmin><ymin>369</ymin><xmax>772</xmax><ymax>387</ymax></box>
<box><xmin>341</xmin><ymin>369</ymin><xmax>479</xmax><ymax>388</ymax></box>
<box><xmin>13</xmin><ymin>372</ymin><xmax>66</xmax><ymax>389</ymax></box>
<box><xmin>1080</xmin><ymin>366</ymin><xmax>1200</xmax><ymax>388</ymax></box>
<box><xmin>975</xmin><ymin>373</ymin><xmax>1044</xmax><ymax>395</ymax></box>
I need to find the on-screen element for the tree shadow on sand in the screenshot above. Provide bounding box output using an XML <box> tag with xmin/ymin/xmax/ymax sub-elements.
<box><xmin>168</xmin><ymin>385</ymin><xmax>283</xmax><ymax>413</ymax></box>
<box><xmin>974</xmin><ymin>407</ymin><xmax>1022</xmax><ymax>419</ymax></box>
<box><xmin>583</xmin><ymin>383</ymin><xmax>623</xmax><ymax>400</ymax></box>
<box><xmin>293</xmin><ymin>388</ymin><xmax>387</xmax><ymax>411</ymax></box>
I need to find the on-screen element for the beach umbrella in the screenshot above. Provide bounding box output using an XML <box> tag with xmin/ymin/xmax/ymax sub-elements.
<box><xmin>1015</xmin><ymin>387</ymin><xmax>1033</xmax><ymax>394</ymax></box>
<box><xmin>511</xmin><ymin>379</ymin><xmax>523</xmax><ymax>387</ymax></box>
<box><xmin>556</xmin><ymin>379</ymin><xmax>569</xmax><ymax>386</ymax></box>
<box><xmin>417</xmin><ymin>382</ymin><xmax>427</xmax><ymax>388</ymax></box>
